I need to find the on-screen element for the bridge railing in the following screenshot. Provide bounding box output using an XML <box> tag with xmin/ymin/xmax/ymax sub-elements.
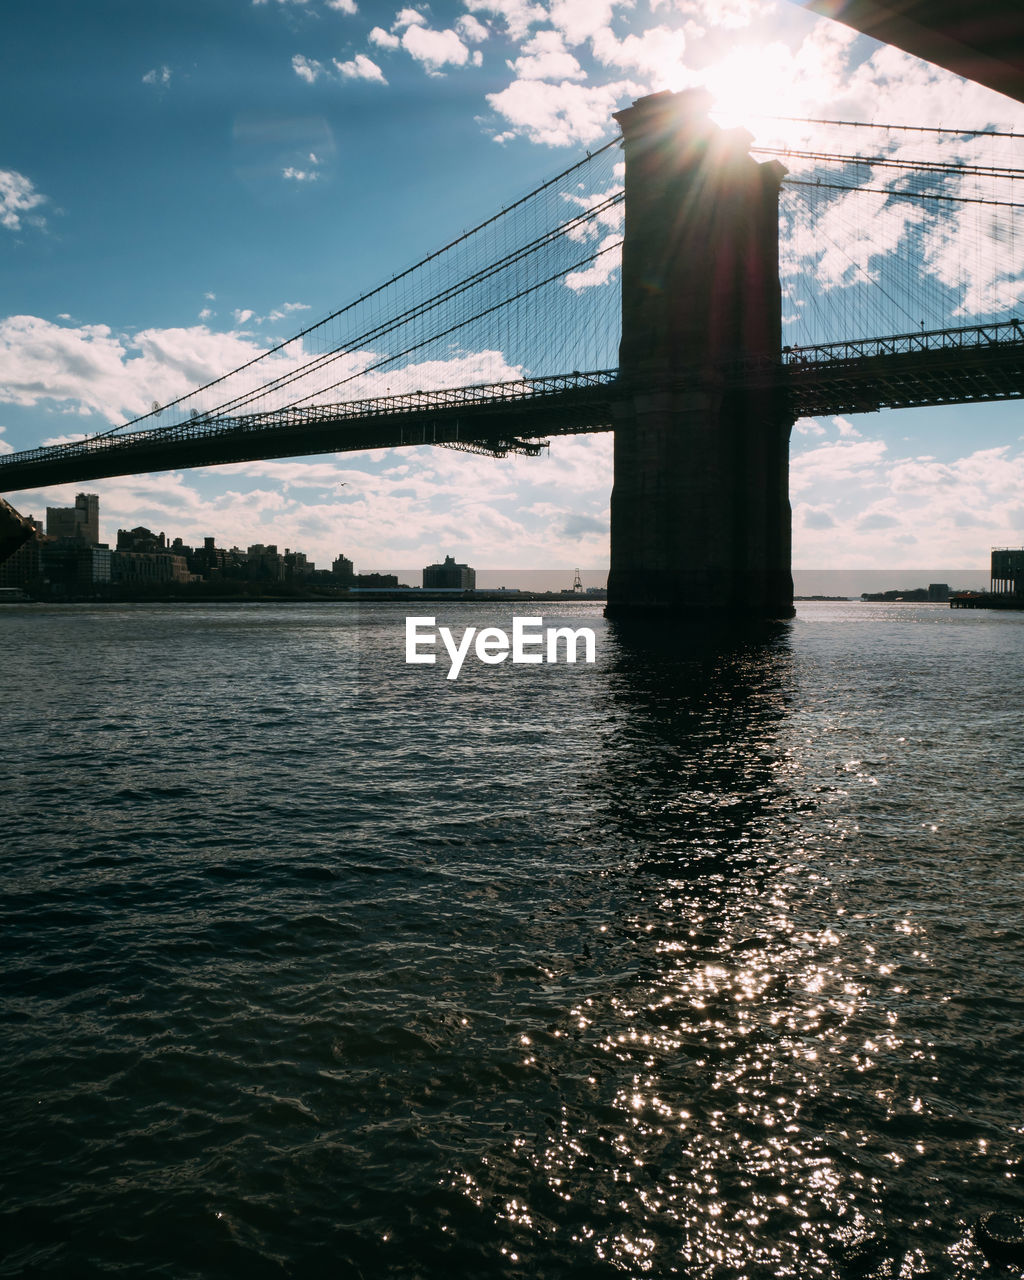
<box><xmin>0</xmin><ymin>370</ymin><xmax>620</xmax><ymax>472</ymax></box>
<box><xmin>782</xmin><ymin>319</ymin><xmax>1023</xmax><ymax>365</ymax></box>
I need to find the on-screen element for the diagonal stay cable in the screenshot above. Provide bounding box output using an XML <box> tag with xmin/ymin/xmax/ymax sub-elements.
<box><xmin>195</xmin><ymin>193</ymin><xmax>625</xmax><ymax>422</ymax></box>
<box><xmin>278</xmin><ymin>239</ymin><xmax>625</xmax><ymax>412</ymax></box>
<box><xmin>90</xmin><ymin>137</ymin><xmax>621</xmax><ymax>439</ymax></box>
<box><xmin>754</xmin><ymin>115</ymin><xmax>1023</xmax><ymax>139</ymax></box>
<box><xmin>783</xmin><ymin>179</ymin><xmax>1024</xmax><ymax>209</ymax></box>
<box><xmin>755</xmin><ymin>147</ymin><xmax>1024</xmax><ymax>181</ymax></box>
<box><xmin>784</xmin><ymin>184</ymin><xmax>923</xmax><ymax>333</ymax></box>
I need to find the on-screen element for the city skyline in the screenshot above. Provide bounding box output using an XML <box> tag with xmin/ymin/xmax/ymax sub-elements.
<box><xmin>1</xmin><ymin>0</ymin><xmax>1023</xmax><ymax>572</ymax></box>
<box><xmin>8</xmin><ymin>490</ymin><xmax>1000</xmax><ymax>596</ymax></box>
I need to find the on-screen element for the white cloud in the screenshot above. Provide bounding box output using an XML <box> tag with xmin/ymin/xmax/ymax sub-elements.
<box><xmin>334</xmin><ymin>53</ymin><xmax>387</xmax><ymax>82</ymax></box>
<box><xmin>464</xmin><ymin>0</ymin><xmax>547</xmax><ymax>42</ymax></box>
<box><xmin>0</xmin><ymin>427</ymin><xmax>13</xmax><ymax>456</ymax></box>
<box><xmin>262</xmin><ymin>299</ymin><xmax>309</xmax><ymax>320</ymax></box>
<box><xmin>763</xmin><ymin>36</ymin><xmax>1024</xmax><ymax>321</ymax></box>
<box><xmin>0</xmin><ymin>170</ymin><xmax>49</xmax><ymax>232</ymax></box>
<box><xmin>921</xmin><ymin>192</ymin><xmax>1024</xmax><ymax>317</ymax></box>
<box><xmin>282</xmin><ymin>166</ymin><xmax>319</xmax><ymax>180</ymax></box>
<box><xmin>562</xmin><ymin>182</ymin><xmax>624</xmax><ymax>240</ymax></box>
<box><xmin>457</xmin><ymin>14</ymin><xmax>490</xmax><ymax>43</ymax></box>
<box><xmin>231</xmin><ymin>301</ymin><xmax>312</xmax><ymax>325</ymax></box>
<box><xmin>292</xmin><ymin>54</ymin><xmax>324</xmax><ymax>83</ymax></box>
<box><xmin>789</xmin><ymin>421</ymin><xmax>1024</xmax><ymax>567</ymax></box>
<box><xmin>794</xmin><ymin>417</ymin><xmax>826</xmax><ymax>437</ymax></box>
<box><xmin>394</xmin><ymin>7</ymin><xmax>427</xmax><ymax>29</ymax></box>
<box><xmin>810</xmin><ymin>190</ymin><xmax>929</xmax><ymax>290</ymax></box>
<box><xmin>368</xmin><ymin>13</ymin><xmax>477</xmax><ymax>76</ymax></box>
<box><xmin>648</xmin><ymin>0</ymin><xmax>773</xmax><ymax>32</ymax></box>
<box><xmin>40</xmin><ymin>432</ymin><xmax>92</xmax><ymax>447</ymax></box>
<box><xmin>548</xmin><ymin>0</ymin><xmax>621</xmax><ymax>45</ymax></box>
<box><xmin>487</xmin><ymin>77</ymin><xmax>639</xmax><ymax>146</ymax></box>
<box><xmin>159</xmin><ymin>429</ymin><xmax>615</xmax><ymax>571</ymax></box>
<box><xmin>563</xmin><ymin>233</ymin><xmax>621</xmax><ymax>290</ymax></box>
<box><xmin>591</xmin><ymin>23</ymin><xmax>688</xmax><ymax>78</ymax></box>
<box><xmin>369</xmin><ymin>26</ymin><xmax>400</xmax><ymax>49</ymax></box>
<box><xmin>401</xmin><ymin>24</ymin><xmax>471</xmax><ymax>75</ymax></box>
<box><xmin>509</xmin><ymin>30</ymin><xmax>586</xmax><ymax>81</ymax></box>
<box><xmin>142</xmin><ymin>65</ymin><xmax>172</xmax><ymax>87</ymax></box>
<box><xmin>791</xmin><ymin>437</ymin><xmax>889</xmax><ymax>496</ymax></box>
<box><xmin>325</xmin><ymin>0</ymin><xmax>357</xmax><ymax>11</ymax></box>
<box><xmin>0</xmin><ymin>315</ymin><xmax>529</xmax><ymax>438</ymax></box>
<box><xmin>0</xmin><ymin>315</ymin><xmax>311</xmax><ymax>425</ymax></box>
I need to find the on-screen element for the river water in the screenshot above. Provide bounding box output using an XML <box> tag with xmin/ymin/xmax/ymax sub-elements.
<box><xmin>1</xmin><ymin>600</ymin><xmax>1022</xmax><ymax>1279</ymax></box>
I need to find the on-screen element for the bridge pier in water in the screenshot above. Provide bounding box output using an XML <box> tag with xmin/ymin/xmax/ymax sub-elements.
<box><xmin>606</xmin><ymin>90</ymin><xmax>795</xmax><ymax>622</ymax></box>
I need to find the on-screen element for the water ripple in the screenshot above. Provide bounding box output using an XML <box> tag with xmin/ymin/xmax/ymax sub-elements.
<box><xmin>1</xmin><ymin>602</ymin><xmax>1023</xmax><ymax>1277</ymax></box>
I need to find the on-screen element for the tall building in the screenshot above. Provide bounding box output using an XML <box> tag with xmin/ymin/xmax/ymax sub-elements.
<box><xmin>423</xmin><ymin>554</ymin><xmax>476</xmax><ymax>590</ymax></box>
<box><xmin>246</xmin><ymin>544</ymin><xmax>285</xmax><ymax>581</ymax></box>
<box><xmin>332</xmin><ymin>553</ymin><xmax>355</xmax><ymax>583</ymax></box>
<box><xmin>46</xmin><ymin>493</ymin><xmax>99</xmax><ymax>544</ymax></box>
<box><xmin>284</xmin><ymin>549</ymin><xmax>315</xmax><ymax>579</ymax></box>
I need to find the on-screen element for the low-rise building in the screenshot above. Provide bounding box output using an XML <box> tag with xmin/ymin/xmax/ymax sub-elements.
<box><xmin>117</xmin><ymin>526</ymin><xmax>167</xmax><ymax>553</ymax></box>
<box><xmin>423</xmin><ymin>554</ymin><xmax>475</xmax><ymax>590</ymax></box>
<box><xmin>113</xmin><ymin>551</ymin><xmax>192</xmax><ymax>584</ymax></box>
<box><xmin>992</xmin><ymin>548</ymin><xmax>1024</xmax><ymax>596</ymax></box>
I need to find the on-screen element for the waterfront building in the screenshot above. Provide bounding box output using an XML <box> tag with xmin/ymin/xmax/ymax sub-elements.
<box><xmin>189</xmin><ymin>537</ymin><xmax>225</xmax><ymax>578</ymax></box>
<box><xmin>246</xmin><ymin>544</ymin><xmax>286</xmax><ymax>581</ymax></box>
<box><xmin>992</xmin><ymin>548</ymin><xmax>1024</xmax><ymax>596</ymax></box>
<box><xmin>117</xmin><ymin>526</ymin><xmax>166</xmax><ymax>553</ymax></box>
<box><xmin>284</xmin><ymin>550</ymin><xmax>315</xmax><ymax>579</ymax></box>
<box><xmin>46</xmin><ymin>493</ymin><xmax>99</xmax><ymax>544</ymax></box>
<box><xmin>113</xmin><ymin>551</ymin><xmax>192</xmax><ymax>584</ymax></box>
<box><xmin>423</xmin><ymin>554</ymin><xmax>476</xmax><ymax>590</ymax></box>
<box><xmin>332</xmin><ymin>554</ymin><xmax>355</xmax><ymax>584</ymax></box>
<box><xmin>39</xmin><ymin>541</ymin><xmax>112</xmax><ymax>592</ymax></box>
<box><xmin>77</xmin><ymin>546</ymin><xmax>112</xmax><ymax>586</ymax></box>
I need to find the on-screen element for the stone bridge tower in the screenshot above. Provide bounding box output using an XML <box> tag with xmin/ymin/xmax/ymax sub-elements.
<box><xmin>606</xmin><ymin>89</ymin><xmax>794</xmax><ymax>620</ymax></box>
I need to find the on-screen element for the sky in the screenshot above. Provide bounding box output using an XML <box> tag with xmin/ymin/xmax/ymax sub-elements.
<box><xmin>1</xmin><ymin>0</ymin><xmax>1023</xmax><ymax>577</ymax></box>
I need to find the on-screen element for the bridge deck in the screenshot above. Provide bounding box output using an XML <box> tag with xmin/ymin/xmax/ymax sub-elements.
<box><xmin>784</xmin><ymin>321</ymin><xmax>1024</xmax><ymax>417</ymax></box>
<box><xmin>0</xmin><ymin>325</ymin><xmax>1020</xmax><ymax>493</ymax></box>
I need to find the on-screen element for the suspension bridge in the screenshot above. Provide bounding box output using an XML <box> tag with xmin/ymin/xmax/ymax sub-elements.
<box><xmin>0</xmin><ymin>88</ymin><xmax>1021</xmax><ymax>617</ymax></box>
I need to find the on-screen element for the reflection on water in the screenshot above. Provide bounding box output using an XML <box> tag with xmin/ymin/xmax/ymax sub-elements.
<box><xmin>1</xmin><ymin>602</ymin><xmax>1023</xmax><ymax>1278</ymax></box>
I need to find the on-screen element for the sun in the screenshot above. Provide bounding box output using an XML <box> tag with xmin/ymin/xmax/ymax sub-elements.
<box><xmin>702</xmin><ymin>42</ymin><xmax>809</xmax><ymax>130</ymax></box>
<box><xmin>643</xmin><ymin>38</ymin><xmax>817</xmax><ymax>137</ymax></box>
